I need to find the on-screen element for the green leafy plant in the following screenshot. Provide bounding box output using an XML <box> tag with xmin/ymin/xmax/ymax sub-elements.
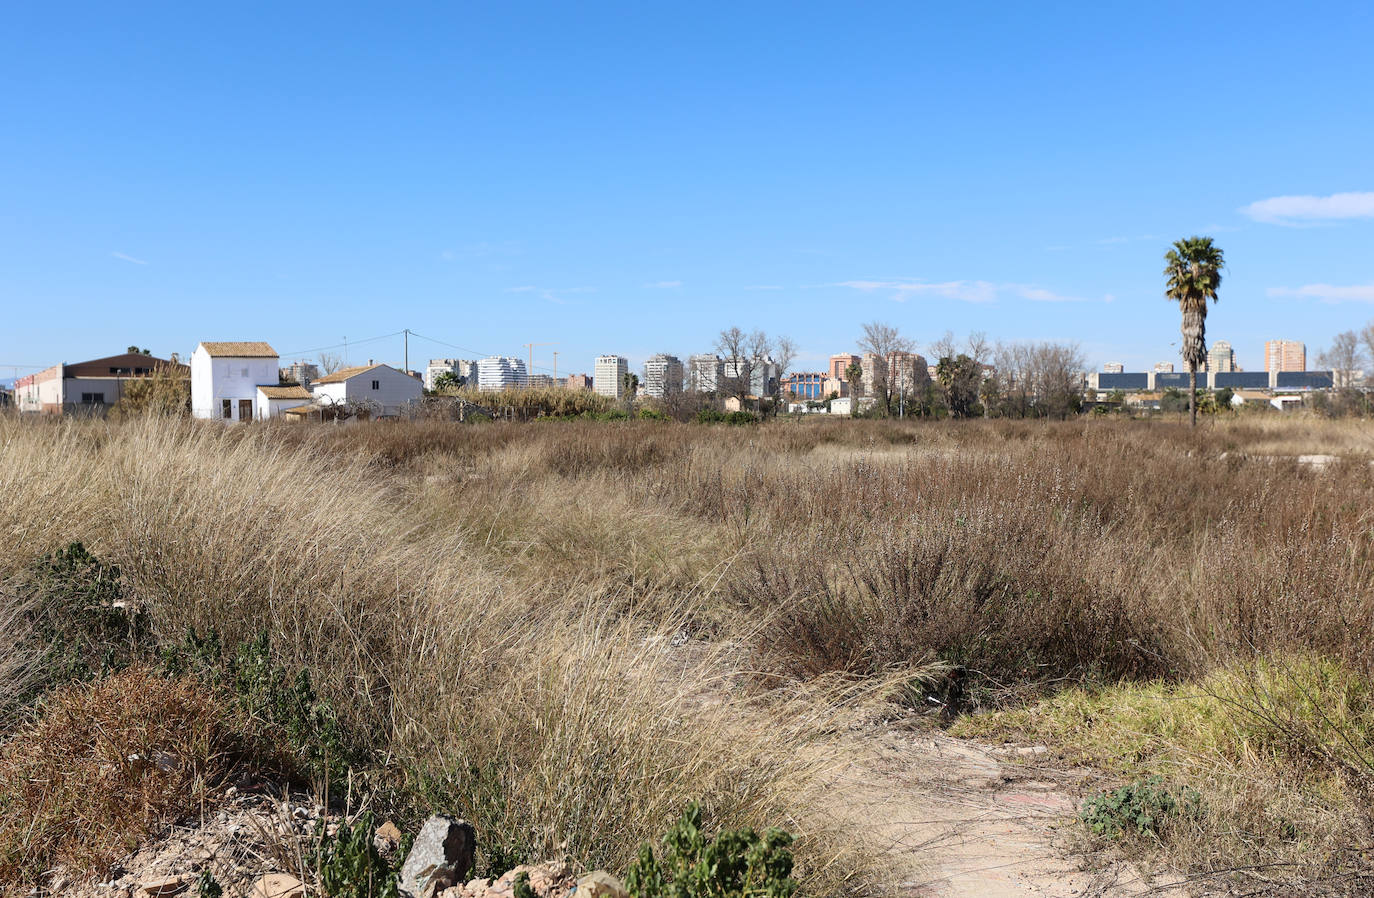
<box><xmin>195</xmin><ymin>870</ymin><xmax>223</xmax><ymax>898</ymax></box>
<box><xmin>313</xmin><ymin>813</ymin><xmax>400</xmax><ymax>898</ymax></box>
<box><xmin>513</xmin><ymin>871</ymin><xmax>535</xmax><ymax>898</ymax></box>
<box><xmin>19</xmin><ymin>542</ymin><xmax>151</xmax><ymax>689</ymax></box>
<box><xmin>625</xmin><ymin>802</ymin><xmax>796</xmax><ymax>898</ymax></box>
<box><xmin>231</xmin><ymin>633</ymin><xmax>352</xmax><ymax>784</ymax></box>
<box><xmin>1080</xmin><ymin>776</ymin><xmax>1200</xmax><ymax>838</ymax></box>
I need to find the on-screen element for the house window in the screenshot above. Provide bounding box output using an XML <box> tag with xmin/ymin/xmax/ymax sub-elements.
<box><xmin>81</xmin><ymin>392</ymin><xmax>105</xmax><ymax>404</ymax></box>
<box><xmin>241</xmin><ymin>367</ymin><xmax>250</xmax><ymax>378</ymax></box>
<box><xmin>371</xmin><ymin>380</ymin><xmax>380</xmax><ymax>391</ymax></box>
<box><xmin>221</xmin><ymin>399</ymin><xmax>232</xmax><ymax>419</ymax></box>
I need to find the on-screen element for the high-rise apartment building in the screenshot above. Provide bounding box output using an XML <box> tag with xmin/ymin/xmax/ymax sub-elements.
<box><xmin>750</xmin><ymin>357</ymin><xmax>779</xmax><ymax>397</ymax></box>
<box><xmin>477</xmin><ymin>356</ymin><xmax>527</xmax><ymax>391</ymax></box>
<box><xmin>528</xmin><ymin>374</ymin><xmax>555</xmax><ymax>389</ymax></box>
<box><xmin>1153</xmin><ymin>361</ymin><xmax>1175</xmax><ymax>373</ymax></box>
<box><xmin>720</xmin><ymin>356</ymin><xmax>752</xmax><ymax>395</ymax></box>
<box><xmin>829</xmin><ymin>354</ymin><xmax>861</xmax><ymax>381</ymax></box>
<box><xmin>888</xmin><ymin>351</ymin><xmax>930</xmax><ymax>397</ymax></box>
<box><xmin>643</xmin><ymin>354</ymin><xmax>684</xmax><ymax>398</ymax></box>
<box><xmin>1207</xmin><ymin>341</ymin><xmax>1235</xmax><ymax>374</ymax></box>
<box><xmin>688</xmin><ymin>354</ymin><xmax>722</xmax><ymax>393</ymax></box>
<box><xmin>1265</xmin><ymin>340</ymin><xmax>1305</xmax><ymax>373</ymax></box>
<box><xmin>594</xmin><ymin>355</ymin><xmax>629</xmax><ymax>398</ymax></box>
<box><xmin>566</xmin><ymin>374</ymin><xmax>592</xmax><ymax>391</ymax></box>
<box><xmin>859</xmin><ymin>352</ymin><xmax>881</xmax><ymax>397</ymax></box>
<box><xmin>1102</xmin><ymin>362</ymin><xmax>1124</xmax><ymax>374</ymax></box>
<box><xmin>281</xmin><ymin>361</ymin><xmax>321</xmax><ymax>386</ymax></box>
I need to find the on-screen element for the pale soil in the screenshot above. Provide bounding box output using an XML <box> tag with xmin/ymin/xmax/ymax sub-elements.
<box><xmin>820</xmin><ymin>724</ymin><xmax>1184</xmax><ymax>898</ymax></box>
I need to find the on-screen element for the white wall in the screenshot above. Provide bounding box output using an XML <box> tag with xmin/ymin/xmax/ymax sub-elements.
<box><xmin>192</xmin><ymin>346</ymin><xmax>280</xmax><ymax>420</ymax></box>
<box><xmin>311</xmin><ymin>366</ymin><xmax>422</xmax><ymax>415</ymax></box>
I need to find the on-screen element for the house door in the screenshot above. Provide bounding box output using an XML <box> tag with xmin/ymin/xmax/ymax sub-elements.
<box><xmin>238</xmin><ymin>399</ymin><xmax>254</xmax><ymax>421</ymax></box>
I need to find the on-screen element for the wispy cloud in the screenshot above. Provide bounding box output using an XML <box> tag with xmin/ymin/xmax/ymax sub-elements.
<box><xmin>643</xmin><ymin>280</ymin><xmax>682</xmax><ymax>289</ymax></box>
<box><xmin>834</xmin><ymin>279</ymin><xmax>1103</xmax><ymax>304</ymax></box>
<box><xmin>504</xmin><ymin>285</ymin><xmax>595</xmax><ymax>304</ymax></box>
<box><xmin>1241</xmin><ymin>191</ymin><xmax>1374</xmax><ymax>225</ymax></box>
<box><xmin>1267</xmin><ymin>283</ymin><xmax>1374</xmax><ymax>303</ymax></box>
<box><xmin>111</xmin><ymin>251</ymin><xmax>147</xmax><ymax>265</ymax></box>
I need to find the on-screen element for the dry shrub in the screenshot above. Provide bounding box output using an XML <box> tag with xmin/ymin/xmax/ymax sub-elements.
<box><xmin>0</xmin><ymin>668</ymin><xmax>241</xmax><ymax>884</ymax></box>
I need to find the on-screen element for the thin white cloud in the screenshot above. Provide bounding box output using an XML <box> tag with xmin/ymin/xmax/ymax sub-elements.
<box><xmin>835</xmin><ymin>279</ymin><xmax>1102</xmax><ymax>304</ymax></box>
<box><xmin>111</xmin><ymin>251</ymin><xmax>147</xmax><ymax>265</ymax></box>
<box><xmin>1241</xmin><ymin>191</ymin><xmax>1374</xmax><ymax>225</ymax></box>
<box><xmin>643</xmin><ymin>280</ymin><xmax>682</xmax><ymax>289</ymax></box>
<box><xmin>504</xmin><ymin>285</ymin><xmax>595</xmax><ymax>304</ymax></box>
<box><xmin>1268</xmin><ymin>283</ymin><xmax>1374</xmax><ymax>303</ymax></box>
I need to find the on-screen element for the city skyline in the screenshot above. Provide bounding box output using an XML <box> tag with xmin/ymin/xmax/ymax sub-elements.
<box><xmin>3</xmin><ymin>4</ymin><xmax>1373</xmax><ymax>378</ymax></box>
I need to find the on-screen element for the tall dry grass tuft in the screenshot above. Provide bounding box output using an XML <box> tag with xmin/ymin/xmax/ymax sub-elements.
<box><xmin>0</xmin><ymin>416</ymin><xmax>879</xmax><ymax>894</ymax></box>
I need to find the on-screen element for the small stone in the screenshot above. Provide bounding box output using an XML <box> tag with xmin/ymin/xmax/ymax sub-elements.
<box><xmin>574</xmin><ymin>871</ymin><xmax>627</xmax><ymax>898</ymax></box>
<box><xmin>249</xmin><ymin>874</ymin><xmax>305</xmax><ymax>898</ymax></box>
<box><xmin>136</xmin><ymin>875</ymin><xmax>191</xmax><ymax>898</ymax></box>
<box><xmin>398</xmin><ymin>816</ymin><xmax>476</xmax><ymax>898</ymax></box>
<box><xmin>375</xmin><ymin>819</ymin><xmax>404</xmax><ymax>851</ymax></box>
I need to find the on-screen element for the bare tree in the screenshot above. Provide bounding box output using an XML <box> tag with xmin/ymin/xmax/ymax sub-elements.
<box><xmin>858</xmin><ymin>321</ymin><xmax>916</xmax><ymax>416</ymax></box>
<box><xmin>930</xmin><ymin>330</ymin><xmax>959</xmax><ymax>364</ymax></box>
<box><xmin>769</xmin><ymin>335</ymin><xmax>798</xmax><ymax>416</ymax></box>
<box><xmin>989</xmin><ymin>340</ymin><xmax>1085</xmax><ymax>419</ymax></box>
<box><xmin>965</xmin><ymin>331</ymin><xmax>990</xmax><ymax>365</ymax></box>
<box><xmin>1318</xmin><ymin>330</ymin><xmax>1368</xmax><ymax>388</ymax></box>
<box><xmin>1360</xmin><ymin>319</ymin><xmax>1374</xmax><ymax>385</ymax></box>
<box><xmin>318</xmin><ymin>352</ymin><xmax>343</xmax><ymax>374</ymax></box>
<box><xmin>715</xmin><ymin>327</ymin><xmax>751</xmax><ymax>399</ymax></box>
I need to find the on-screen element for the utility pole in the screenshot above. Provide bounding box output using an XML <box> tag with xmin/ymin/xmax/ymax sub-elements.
<box><xmin>552</xmin><ymin>351</ymin><xmax>559</xmax><ymax>381</ymax></box>
<box><xmin>524</xmin><ymin>342</ymin><xmax>554</xmax><ymax>386</ymax></box>
<box><xmin>404</xmin><ymin>329</ymin><xmax>410</xmax><ymax>374</ymax></box>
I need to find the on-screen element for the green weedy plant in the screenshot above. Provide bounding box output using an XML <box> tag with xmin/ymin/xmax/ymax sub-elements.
<box><xmin>231</xmin><ymin>633</ymin><xmax>352</xmax><ymax>783</ymax></box>
<box><xmin>21</xmin><ymin>542</ymin><xmax>151</xmax><ymax>689</ymax></box>
<box><xmin>1080</xmin><ymin>776</ymin><xmax>1201</xmax><ymax>838</ymax></box>
<box><xmin>195</xmin><ymin>870</ymin><xmax>223</xmax><ymax>898</ymax></box>
<box><xmin>625</xmin><ymin>803</ymin><xmax>796</xmax><ymax>898</ymax></box>
<box><xmin>312</xmin><ymin>814</ymin><xmax>400</xmax><ymax>898</ymax></box>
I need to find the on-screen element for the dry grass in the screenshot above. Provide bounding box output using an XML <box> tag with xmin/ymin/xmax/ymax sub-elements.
<box><xmin>2</xmin><ymin>413</ymin><xmax>1373</xmax><ymax>894</ymax></box>
<box><xmin>0</xmin><ymin>668</ymin><xmax>240</xmax><ymax>885</ymax></box>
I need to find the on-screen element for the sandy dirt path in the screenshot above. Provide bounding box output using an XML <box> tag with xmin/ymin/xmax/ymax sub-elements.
<box><xmin>820</xmin><ymin>724</ymin><xmax>1182</xmax><ymax>898</ymax></box>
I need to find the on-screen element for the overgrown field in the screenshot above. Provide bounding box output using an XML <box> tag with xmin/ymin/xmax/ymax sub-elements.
<box><xmin>1</xmin><ymin>413</ymin><xmax>1372</xmax><ymax>894</ymax></box>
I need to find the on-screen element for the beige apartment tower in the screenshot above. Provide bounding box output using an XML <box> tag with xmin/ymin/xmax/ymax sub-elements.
<box><xmin>593</xmin><ymin>355</ymin><xmax>629</xmax><ymax>398</ymax></box>
<box><xmin>1264</xmin><ymin>340</ymin><xmax>1305</xmax><ymax>373</ymax></box>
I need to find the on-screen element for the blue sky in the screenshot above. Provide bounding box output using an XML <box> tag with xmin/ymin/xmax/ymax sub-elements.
<box><xmin>4</xmin><ymin>1</ymin><xmax>1373</xmax><ymax>381</ymax></box>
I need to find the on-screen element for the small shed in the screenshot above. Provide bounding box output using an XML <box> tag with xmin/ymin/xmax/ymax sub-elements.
<box><xmin>256</xmin><ymin>384</ymin><xmax>312</xmax><ymax>419</ymax></box>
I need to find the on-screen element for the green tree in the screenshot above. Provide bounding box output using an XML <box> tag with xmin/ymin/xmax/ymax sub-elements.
<box><xmin>935</xmin><ymin>354</ymin><xmax>982</xmax><ymax>418</ymax></box>
<box><xmin>844</xmin><ymin>362</ymin><xmax>863</xmax><ymax>417</ymax></box>
<box><xmin>432</xmin><ymin>371</ymin><xmax>465</xmax><ymax>392</ymax></box>
<box><xmin>1164</xmin><ymin>236</ymin><xmax>1225</xmax><ymax>427</ymax></box>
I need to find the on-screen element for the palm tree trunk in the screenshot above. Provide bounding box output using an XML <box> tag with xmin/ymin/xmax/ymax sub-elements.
<box><xmin>1189</xmin><ymin>367</ymin><xmax>1197</xmax><ymax>427</ymax></box>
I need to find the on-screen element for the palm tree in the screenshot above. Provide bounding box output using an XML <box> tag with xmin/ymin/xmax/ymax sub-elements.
<box><xmin>1164</xmin><ymin>236</ymin><xmax>1225</xmax><ymax>426</ymax></box>
<box><xmin>844</xmin><ymin>362</ymin><xmax>863</xmax><ymax>416</ymax></box>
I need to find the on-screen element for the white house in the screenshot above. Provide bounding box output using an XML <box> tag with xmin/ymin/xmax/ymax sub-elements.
<box><xmin>255</xmin><ymin>384</ymin><xmax>313</xmax><ymax>419</ymax></box>
<box><xmin>191</xmin><ymin>342</ymin><xmax>281</xmax><ymax>421</ymax></box>
<box><xmin>309</xmin><ymin>363</ymin><xmax>422</xmax><ymax>415</ymax></box>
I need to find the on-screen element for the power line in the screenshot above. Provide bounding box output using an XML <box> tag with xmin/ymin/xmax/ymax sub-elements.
<box><xmin>408</xmin><ymin>331</ymin><xmax>565</xmax><ymax>376</ymax></box>
<box><xmin>280</xmin><ymin>330</ymin><xmax>405</xmax><ymax>358</ymax></box>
